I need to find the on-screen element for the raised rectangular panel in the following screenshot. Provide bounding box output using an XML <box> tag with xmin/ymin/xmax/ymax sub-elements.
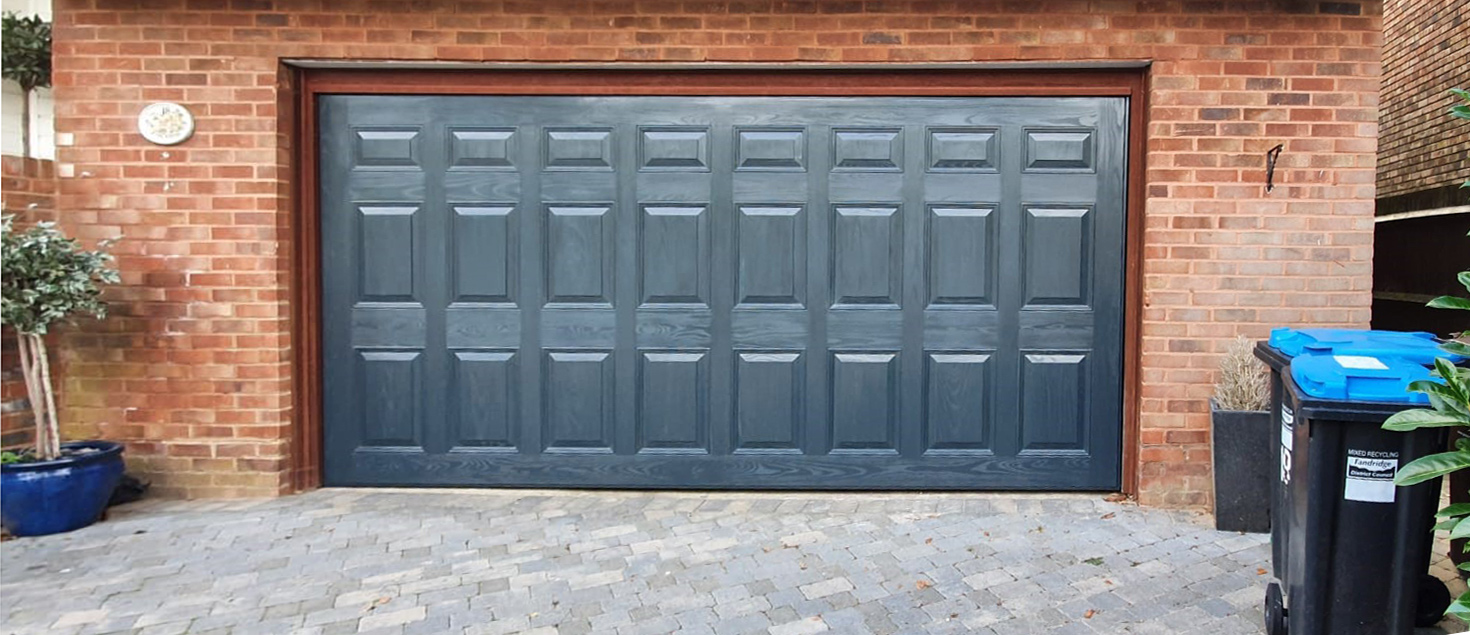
<box><xmin>832</xmin><ymin>206</ymin><xmax>901</xmax><ymax>306</ymax></box>
<box><xmin>924</xmin><ymin>353</ymin><xmax>992</xmax><ymax>453</ymax></box>
<box><xmin>735</xmin><ymin>352</ymin><xmax>804</xmax><ymax>452</ymax></box>
<box><xmin>640</xmin><ymin>127</ymin><xmax>710</xmax><ymax>171</ymax></box>
<box><xmin>1024</xmin><ymin>129</ymin><xmax>1095</xmax><ymax>172</ymax></box>
<box><xmin>638</xmin><ymin>351</ymin><xmax>709</xmax><ymax>452</ymax></box>
<box><xmin>928</xmin><ymin>206</ymin><xmax>995</xmax><ymax>306</ymax></box>
<box><xmin>736</xmin><ymin>127</ymin><xmax>805</xmax><ymax>171</ymax></box>
<box><xmin>641</xmin><ymin>205</ymin><xmax>709</xmax><ymax>306</ymax></box>
<box><xmin>1023</xmin><ymin>207</ymin><xmax>1092</xmax><ymax>307</ymax></box>
<box><xmin>832</xmin><ymin>127</ymin><xmax>902</xmax><ymax>171</ymax></box>
<box><xmin>452</xmin><ymin>206</ymin><xmax>515</xmax><ymax>303</ymax></box>
<box><xmin>449</xmin><ymin>128</ymin><xmax>516</xmax><ymax>169</ymax></box>
<box><xmin>737</xmin><ymin>205</ymin><xmax>806</xmax><ymax>306</ymax></box>
<box><xmin>927</xmin><ymin>127</ymin><xmax>997</xmax><ymax>172</ymax></box>
<box><xmin>544</xmin><ymin>351</ymin><xmax>614</xmax><ymax>451</ymax></box>
<box><xmin>545</xmin><ymin>127</ymin><xmax>614</xmax><ymax>170</ymax></box>
<box><xmin>1021</xmin><ymin>353</ymin><xmax>1088</xmax><ymax>452</ymax></box>
<box><xmin>358</xmin><ymin>350</ymin><xmax>420</xmax><ymax>447</ymax></box>
<box><xmin>358</xmin><ymin>205</ymin><xmax>416</xmax><ymax>302</ymax></box>
<box><xmin>354</xmin><ymin>128</ymin><xmax>419</xmax><ymax>168</ymax></box>
<box><xmin>831</xmin><ymin>353</ymin><xmax>898</xmax><ymax>452</ymax></box>
<box><xmin>452</xmin><ymin>351</ymin><xmax>516</xmax><ymax>448</ymax></box>
<box><xmin>546</xmin><ymin>205</ymin><xmax>614</xmax><ymax>304</ymax></box>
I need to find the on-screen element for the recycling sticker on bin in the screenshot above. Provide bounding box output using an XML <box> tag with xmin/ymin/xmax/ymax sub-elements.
<box><xmin>1344</xmin><ymin>448</ymin><xmax>1399</xmax><ymax>503</ymax></box>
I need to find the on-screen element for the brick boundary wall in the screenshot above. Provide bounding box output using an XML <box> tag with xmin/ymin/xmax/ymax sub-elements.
<box><xmin>1376</xmin><ymin>0</ymin><xmax>1470</xmax><ymax>199</ymax></box>
<box><xmin>50</xmin><ymin>0</ymin><xmax>1382</xmax><ymax>505</ymax></box>
<box><xmin>1</xmin><ymin>156</ymin><xmax>59</xmax><ymax>450</ymax></box>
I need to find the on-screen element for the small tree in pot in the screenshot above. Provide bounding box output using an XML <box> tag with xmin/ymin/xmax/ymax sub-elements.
<box><xmin>0</xmin><ymin>216</ymin><xmax>123</xmax><ymax>536</ymax></box>
<box><xmin>1212</xmin><ymin>335</ymin><xmax>1272</xmax><ymax>533</ymax></box>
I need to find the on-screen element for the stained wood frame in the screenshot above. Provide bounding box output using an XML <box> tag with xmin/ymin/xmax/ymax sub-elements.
<box><xmin>290</xmin><ymin>68</ymin><xmax>1148</xmax><ymax>495</ymax></box>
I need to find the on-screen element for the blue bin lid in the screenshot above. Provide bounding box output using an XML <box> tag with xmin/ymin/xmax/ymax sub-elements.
<box><xmin>1289</xmin><ymin>353</ymin><xmax>1432</xmax><ymax>405</ymax></box>
<box><xmin>1268</xmin><ymin>328</ymin><xmax>1459</xmax><ymax>366</ymax></box>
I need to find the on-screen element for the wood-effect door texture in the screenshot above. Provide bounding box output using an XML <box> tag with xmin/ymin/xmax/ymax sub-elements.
<box><xmin>319</xmin><ymin>95</ymin><xmax>1128</xmax><ymax>489</ymax></box>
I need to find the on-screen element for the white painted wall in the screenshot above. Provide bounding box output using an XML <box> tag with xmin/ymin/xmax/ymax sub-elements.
<box><xmin>1</xmin><ymin>0</ymin><xmax>53</xmax><ymax>160</ymax></box>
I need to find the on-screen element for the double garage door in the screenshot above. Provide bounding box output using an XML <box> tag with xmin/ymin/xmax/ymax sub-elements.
<box><xmin>320</xmin><ymin>93</ymin><xmax>1127</xmax><ymax>490</ymax></box>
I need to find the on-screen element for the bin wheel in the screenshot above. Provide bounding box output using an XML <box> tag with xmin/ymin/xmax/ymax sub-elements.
<box><xmin>1264</xmin><ymin>582</ymin><xmax>1288</xmax><ymax>635</ymax></box>
<box><xmin>1415</xmin><ymin>573</ymin><xmax>1452</xmax><ymax>628</ymax></box>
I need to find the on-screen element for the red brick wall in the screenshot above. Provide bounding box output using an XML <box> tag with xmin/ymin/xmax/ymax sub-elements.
<box><xmin>1</xmin><ymin>156</ymin><xmax>58</xmax><ymax>450</ymax></box>
<box><xmin>50</xmin><ymin>0</ymin><xmax>1382</xmax><ymax>505</ymax></box>
<box><xmin>1377</xmin><ymin>0</ymin><xmax>1469</xmax><ymax>198</ymax></box>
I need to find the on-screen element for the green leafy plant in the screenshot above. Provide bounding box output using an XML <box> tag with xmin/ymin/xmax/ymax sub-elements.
<box><xmin>1386</xmin><ymin>247</ymin><xmax>1470</xmax><ymax>619</ymax></box>
<box><xmin>0</xmin><ymin>217</ymin><xmax>118</xmax><ymax>461</ymax></box>
<box><xmin>1</xmin><ymin>12</ymin><xmax>51</xmax><ymax>158</ymax></box>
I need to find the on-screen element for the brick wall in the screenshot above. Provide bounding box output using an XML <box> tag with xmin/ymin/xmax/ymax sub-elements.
<box><xmin>50</xmin><ymin>0</ymin><xmax>1382</xmax><ymax>505</ymax></box>
<box><xmin>1377</xmin><ymin>0</ymin><xmax>1469</xmax><ymax>198</ymax></box>
<box><xmin>1</xmin><ymin>156</ymin><xmax>58</xmax><ymax>450</ymax></box>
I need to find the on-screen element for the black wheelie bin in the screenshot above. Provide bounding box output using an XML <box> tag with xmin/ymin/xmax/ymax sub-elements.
<box><xmin>1261</xmin><ymin>351</ymin><xmax>1451</xmax><ymax>635</ymax></box>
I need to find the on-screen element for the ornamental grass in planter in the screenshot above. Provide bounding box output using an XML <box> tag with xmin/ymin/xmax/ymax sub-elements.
<box><xmin>1212</xmin><ymin>335</ymin><xmax>1272</xmax><ymax>533</ymax></box>
<box><xmin>0</xmin><ymin>216</ymin><xmax>123</xmax><ymax>537</ymax></box>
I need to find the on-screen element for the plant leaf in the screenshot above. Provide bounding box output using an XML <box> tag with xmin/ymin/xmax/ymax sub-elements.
<box><xmin>1396</xmin><ymin>450</ymin><xmax>1470</xmax><ymax>486</ymax></box>
<box><xmin>1430</xmin><ymin>296</ymin><xmax>1470</xmax><ymax>311</ymax></box>
<box><xmin>1451</xmin><ymin>516</ymin><xmax>1470</xmax><ymax>540</ymax></box>
<box><xmin>1447</xmin><ymin>593</ymin><xmax>1470</xmax><ymax>622</ymax></box>
<box><xmin>1440</xmin><ymin>503</ymin><xmax>1470</xmax><ymax>519</ymax></box>
<box><xmin>1384</xmin><ymin>409</ymin><xmax>1470</xmax><ymax>431</ymax></box>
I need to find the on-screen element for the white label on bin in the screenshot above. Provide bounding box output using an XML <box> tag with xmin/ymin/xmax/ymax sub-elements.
<box><xmin>1334</xmin><ymin>355</ymin><xmax>1389</xmax><ymax>371</ymax></box>
<box><xmin>1344</xmin><ymin>449</ymin><xmax>1398</xmax><ymax>503</ymax></box>
<box><xmin>1280</xmin><ymin>404</ymin><xmax>1294</xmax><ymax>485</ymax></box>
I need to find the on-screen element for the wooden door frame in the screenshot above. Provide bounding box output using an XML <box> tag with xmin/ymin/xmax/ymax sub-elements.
<box><xmin>290</xmin><ymin>67</ymin><xmax>1148</xmax><ymax>495</ymax></box>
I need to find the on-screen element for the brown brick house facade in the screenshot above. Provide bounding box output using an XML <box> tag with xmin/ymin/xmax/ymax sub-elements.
<box><xmin>44</xmin><ymin>0</ymin><xmax>1381</xmax><ymax>506</ymax></box>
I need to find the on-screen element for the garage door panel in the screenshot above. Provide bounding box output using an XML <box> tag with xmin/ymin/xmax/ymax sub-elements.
<box><xmin>927</xmin><ymin>205</ymin><xmax>997</xmax><ymax>307</ymax></box>
<box><xmin>451</xmin><ymin>205</ymin><xmax>516</xmax><ymax>303</ymax></box>
<box><xmin>353</xmin><ymin>127</ymin><xmax>421</xmax><ymax>168</ymax></box>
<box><xmin>736</xmin><ymin>205</ymin><xmax>806</xmax><ymax>306</ymax></box>
<box><xmin>322</xmin><ymin>94</ymin><xmax>1127</xmax><ymax>490</ymax></box>
<box><xmin>543</xmin><ymin>351</ymin><xmax>615</xmax><ymax>452</ymax></box>
<box><xmin>735</xmin><ymin>352</ymin><xmax>805</xmax><ymax>453</ymax></box>
<box><xmin>831</xmin><ymin>352</ymin><xmax>900</xmax><ymax>453</ymax></box>
<box><xmin>924</xmin><ymin>352</ymin><xmax>994</xmax><ymax>454</ymax></box>
<box><xmin>357</xmin><ymin>350</ymin><xmax>423</xmax><ymax>448</ymax></box>
<box><xmin>639</xmin><ymin>126</ymin><xmax>711</xmax><ymax>171</ymax></box>
<box><xmin>640</xmin><ymin>205</ymin><xmax>710</xmax><ymax>306</ymax></box>
<box><xmin>357</xmin><ymin>205</ymin><xmax>418</xmax><ymax>302</ymax></box>
<box><xmin>831</xmin><ymin>205</ymin><xmax>902</xmax><ymax>307</ymax></box>
<box><xmin>1023</xmin><ymin>206</ymin><xmax>1093</xmax><ymax>307</ymax></box>
<box><xmin>451</xmin><ymin>351</ymin><xmax>517</xmax><ymax>449</ymax></box>
<box><xmin>637</xmin><ymin>351</ymin><xmax>710</xmax><ymax>454</ymax></box>
<box><xmin>545</xmin><ymin>205</ymin><xmax>615</xmax><ymax>304</ymax></box>
<box><xmin>448</xmin><ymin>127</ymin><xmax>517</xmax><ymax>170</ymax></box>
<box><xmin>1020</xmin><ymin>352</ymin><xmax>1090</xmax><ymax>453</ymax></box>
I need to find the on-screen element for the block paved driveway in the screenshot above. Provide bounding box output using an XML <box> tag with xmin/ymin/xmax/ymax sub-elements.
<box><xmin>1</xmin><ymin>489</ymin><xmax>1464</xmax><ymax>635</ymax></box>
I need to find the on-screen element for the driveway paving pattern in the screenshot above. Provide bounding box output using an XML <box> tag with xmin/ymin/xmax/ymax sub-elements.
<box><xmin>1</xmin><ymin>489</ymin><xmax>1463</xmax><ymax>634</ymax></box>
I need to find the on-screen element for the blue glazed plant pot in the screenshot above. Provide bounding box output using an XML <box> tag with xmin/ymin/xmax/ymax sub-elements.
<box><xmin>1</xmin><ymin>441</ymin><xmax>125</xmax><ymax>537</ymax></box>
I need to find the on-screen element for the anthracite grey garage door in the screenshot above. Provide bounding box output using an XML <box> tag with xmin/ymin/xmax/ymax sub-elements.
<box><xmin>319</xmin><ymin>94</ymin><xmax>1127</xmax><ymax>490</ymax></box>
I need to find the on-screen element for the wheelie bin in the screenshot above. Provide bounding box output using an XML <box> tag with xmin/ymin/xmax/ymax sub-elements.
<box><xmin>1254</xmin><ymin>329</ymin><xmax>1457</xmax><ymax>583</ymax></box>
<box><xmin>1261</xmin><ymin>352</ymin><xmax>1451</xmax><ymax>635</ymax></box>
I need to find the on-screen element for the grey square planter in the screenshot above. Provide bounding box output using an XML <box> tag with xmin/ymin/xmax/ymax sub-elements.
<box><xmin>1211</xmin><ymin>401</ymin><xmax>1272</xmax><ymax>533</ymax></box>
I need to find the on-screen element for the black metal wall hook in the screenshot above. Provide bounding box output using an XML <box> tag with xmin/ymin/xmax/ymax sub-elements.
<box><xmin>1265</xmin><ymin>144</ymin><xmax>1284</xmax><ymax>193</ymax></box>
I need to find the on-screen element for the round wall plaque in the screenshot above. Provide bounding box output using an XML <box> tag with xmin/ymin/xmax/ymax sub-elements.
<box><xmin>137</xmin><ymin>102</ymin><xmax>195</xmax><ymax>146</ymax></box>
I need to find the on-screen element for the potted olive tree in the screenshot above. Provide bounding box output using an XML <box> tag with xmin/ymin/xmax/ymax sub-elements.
<box><xmin>0</xmin><ymin>217</ymin><xmax>122</xmax><ymax>536</ymax></box>
<box><xmin>1211</xmin><ymin>335</ymin><xmax>1272</xmax><ymax>533</ymax></box>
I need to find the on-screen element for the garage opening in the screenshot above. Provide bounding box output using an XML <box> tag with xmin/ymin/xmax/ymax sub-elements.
<box><xmin>317</xmin><ymin>92</ymin><xmax>1127</xmax><ymax>490</ymax></box>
